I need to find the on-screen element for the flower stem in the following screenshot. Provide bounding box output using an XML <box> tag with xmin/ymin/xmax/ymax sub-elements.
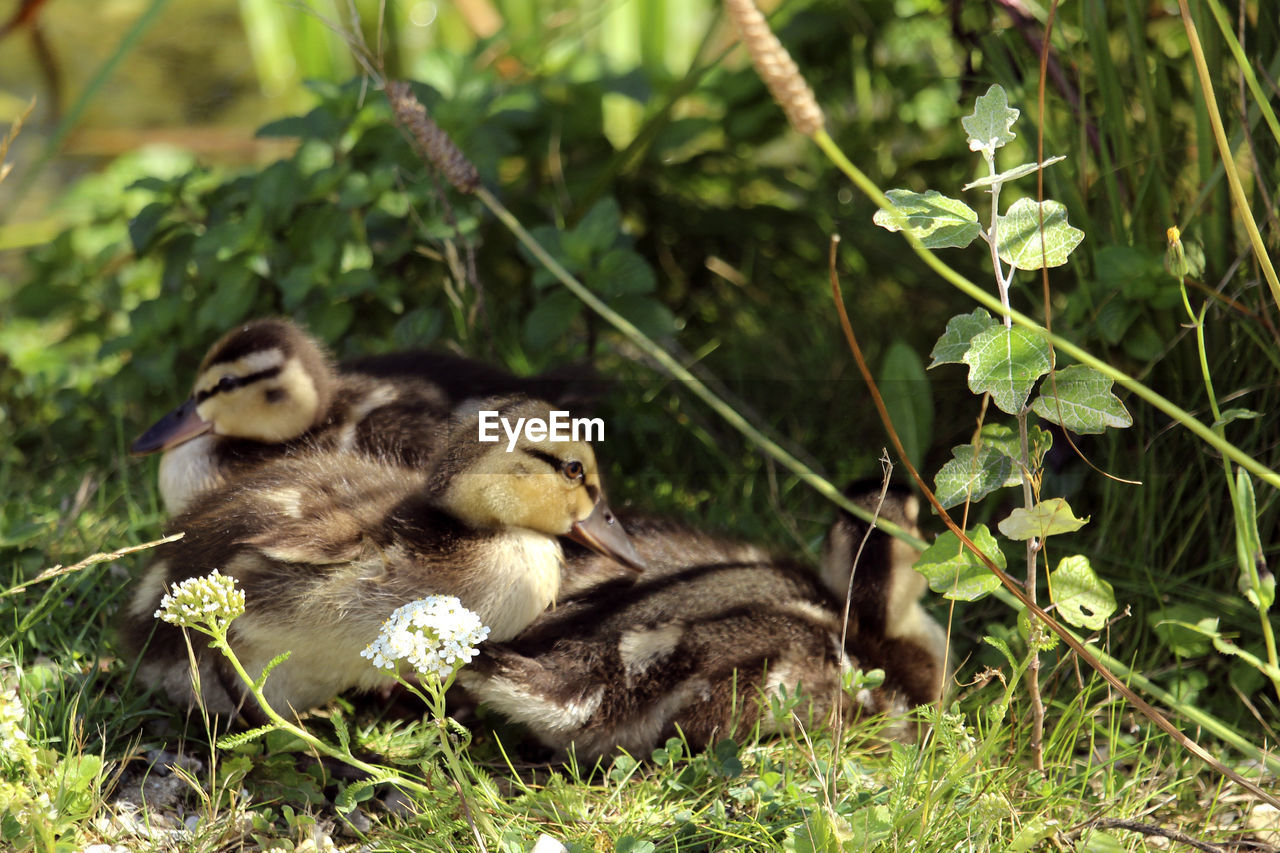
<box><xmin>206</xmin><ymin>630</ymin><xmax>429</xmax><ymax>794</ymax></box>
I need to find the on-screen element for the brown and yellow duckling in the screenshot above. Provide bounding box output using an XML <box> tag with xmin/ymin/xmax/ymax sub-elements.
<box><xmin>131</xmin><ymin>317</ymin><xmax>596</xmax><ymax>514</ymax></box>
<box><xmin>456</xmin><ymin>486</ymin><xmax>948</xmax><ymax>761</ymax></box>
<box><xmin>123</xmin><ymin>396</ymin><xmax>641</xmax><ymax>718</ymax></box>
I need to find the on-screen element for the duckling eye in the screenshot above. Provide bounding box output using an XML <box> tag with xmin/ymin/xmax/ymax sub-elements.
<box><xmin>562</xmin><ymin>460</ymin><xmax>585</xmax><ymax>481</ymax></box>
<box><xmin>216</xmin><ymin>375</ymin><xmax>240</xmax><ymax>394</ymax></box>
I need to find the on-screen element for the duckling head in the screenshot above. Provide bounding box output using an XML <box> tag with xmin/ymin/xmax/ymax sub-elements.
<box><xmin>131</xmin><ymin>318</ymin><xmax>334</xmax><ymax>454</ymax></box>
<box><xmin>432</xmin><ymin>397</ymin><xmax>644</xmax><ymax>572</ymax></box>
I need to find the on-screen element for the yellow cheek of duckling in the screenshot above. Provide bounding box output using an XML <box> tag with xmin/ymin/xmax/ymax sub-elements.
<box><xmin>499</xmin><ymin>474</ymin><xmax>594</xmax><ymax>536</ymax></box>
<box><xmin>199</xmin><ymin>359</ymin><xmax>320</xmax><ymax>443</ymax></box>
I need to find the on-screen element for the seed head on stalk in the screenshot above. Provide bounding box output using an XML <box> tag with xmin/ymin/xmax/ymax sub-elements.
<box><xmin>387</xmin><ymin>81</ymin><xmax>481</xmax><ymax>194</ymax></box>
<box><xmin>724</xmin><ymin>0</ymin><xmax>824</xmax><ymax>137</ymax></box>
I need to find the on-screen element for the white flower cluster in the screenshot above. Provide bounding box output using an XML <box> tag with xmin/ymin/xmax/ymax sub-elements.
<box><xmin>0</xmin><ymin>685</ymin><xmax>30</xmax><ymax>754</ymax></box>
<box><xmin>361</xmin><ymin>596</ymin><xmax>490</xmax><ymax>681</ymax></box>
<box><xmin>154</xmin><ymin>569</ymin><xmax>246</xmax><ymax>629</ymax></box>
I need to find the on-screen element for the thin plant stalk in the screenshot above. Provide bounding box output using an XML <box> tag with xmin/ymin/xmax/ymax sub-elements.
<box><xmin>1176</xmin><ymin>266</ymin><xmax>1280</xmax><ymax>704</ymax></box>
<box><xmin>392</xmin><ymin>672</ymin><xmax>496</xmax><ymax>852</ymax></box>
<box><xmin>1177</xmin><ymin>0</ymin><xmax>1280</xmax><ymax>314</ymax></box>
<box><xmin>206</xmin><ymin>629</ymin><xmax>420</xmax><ymax>789</ymax></box>
<box><xmin>973</xmin><ymin>121</ymin><xmax>1048</xmax><ymax>772</ymax></box>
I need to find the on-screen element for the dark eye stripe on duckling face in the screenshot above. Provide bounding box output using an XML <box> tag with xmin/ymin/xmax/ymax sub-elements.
<box><xmin>194</xmin><ymin>365</ymin><xmax>282</xmax><ymax>403</ymax></box>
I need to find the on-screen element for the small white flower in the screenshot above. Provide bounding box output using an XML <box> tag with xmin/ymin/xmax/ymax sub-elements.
<box><xmin>361</xmin><ymin>596</ymin><xmax>489</xmax><ymax>681</ymax></box>
<box><xmin>0</xmin><ymin>685</ymin><xmax>30</xmax><ymax>754</ymax></box>
<box><xmin>154</xmin><ymin>570</ymin><xmax>246</xmax><ymax>630</ymax></box>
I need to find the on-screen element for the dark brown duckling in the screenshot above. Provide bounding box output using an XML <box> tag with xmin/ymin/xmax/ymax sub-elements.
<box><xmin>456</xmin><ymin>487</ymin><xmax>948</xmax><ymax>761</ymax></box>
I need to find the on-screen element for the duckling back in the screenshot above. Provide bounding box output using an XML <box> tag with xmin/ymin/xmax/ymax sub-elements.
<box><xmin>457</xmin><ymin>492</ymin><xmax>948</xmax><ymax>761</ymax></box>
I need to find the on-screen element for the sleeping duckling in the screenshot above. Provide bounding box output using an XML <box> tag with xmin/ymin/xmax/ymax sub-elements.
<box><xmin>456</xmin><ymin>487</ymin><xmax>947</xmax><ymax>761</ymax></box>
<box><xmin>130</xmin><ymin>317</ymin><xmax>596</xmax><ymax>514</ymax></box>
<box><xmin>122</xmin><ymin>396</ymin><xmax>641</xmax><ymax>718</ymax></box>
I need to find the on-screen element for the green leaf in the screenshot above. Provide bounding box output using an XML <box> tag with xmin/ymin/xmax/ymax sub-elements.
<box><xmin>710</xmin><ymin>738</ymin><xmax>743</xmax><ymax>778</ymax></box>
<box><xmin>591</xmin><ymin>248</ymin><xmax>656</xmax><ymax>297</ymax></box>
<box><xmin>253</xmin><ymin>650</ymin><xmax>293</xmax><ymax>691</ymax></box>
<box><xmin>962</xmin><ymin>156</ymin><xmax>1067</xmax><ymax>190</ymax></box>
<box><xmin>916</xmin><ymin>526</ymin><xmax>1005</xmax><ymax>601</ymax></box>
<box><xmin>962</xmin><ymin>84</ymin><xmax>1018</xmax><ymax>155</ymax></box>
<box><xmin>1232</xmin><ymin>467</ymin><xmax>1274</xmax><ymax>611</ymax></box>
<box><xmin>63</xmin><ymin>754</ymin><xmax>104</xmax><ymax>792</ymax></box>
<box><xmin>1031</xmin><ymin>365</ymin><xmax>1132</xmax><ymax>434</ymax></box>
<box><xmin>1008</xmin><ymin>816</ymin><xmax>1057</xmax><ymax>853</ymax></box>
<box><xmin>1209</xmin><ymin>635</ymin><xmax>1280</xmax><ymax>681</ymax></box>
<box><xmin>277</xmin><ymin>267</ymin><xmax>317</xmax><ymax>312</ymax></box>
<box><xmin>977</xmin><ymin>422</ymin><xmax>1023</xmax><ymax>459</ymax></box>
<box><xmin>301</xmin><ymin>300</ymin><xmax>354</xmax><ymax>342</ymax></box>
<box><xmin>933</xmin><ymin>424</ymin><xmax>1023</xmax><ymax>510</ymax></box>
<box><xmin>1018</xmin><ymin>608</ymin><xmax>1060</xmax><ymax>652</ymax></box>
<box><xmin>962</xmin><ymin>326</ymin><xmax>1052</xmax><ymax>414</ymax></box>
<box><xmin>998</xmin><ymin>498</ymin><xmax>1088</xmax><ymax>541</ymax></box>
<box><xmin>996</xmin><ymin>198</ymin><xmax>1084</xmax><ymax>270</ymax></box>
<box><xmin>195</xmin><ymin>267</ymin><xmax>257</xmax><ymax>333</ymax></box>
<box><xmin>879</xmin><ymin>340</ymin><xmax>933</xmax><ymax>468</ymax></box>
<box><xmin>1148</xmin><ymin>605</ymin><xmax>1218</xmax><ymax>657</ymax></box>
<box><xmin>565</xmin><ymin>197</ymin><xmax>621</xmax><ymax>264</ymax></box>
<box><xmin>334</xmin><ymin>777</ymin><xmax>381</xmax><ymax>814</ymax></box>
<box><xmin>331</xmin><ymin>712</ymin><xmax>351</xmax><ymax>754</ymax></box>
<box><xmin>392</xmin><ymin>308</ymin><xmax>442</xmax><ymax>349</ymax></box>
<box><xmin>929</xmin><ymin>309</ymin><xmax>999</xmax><ymax>367</ymax></box>
<box><xmin>1048</xmin><ymin>555</ymin><xmax>1116</xmax><ymax>631</ymax></box>
<box><xmin>218</xmin><ymin>725</ymin><xmax>278</xmax><ymax>750</ymax></box>
<box><xmin>523</xmin><ymin>225</ymin><xmax>567</xmax><ymax>287</ymax></box>
<box><xmin>255</xmin><ymin>105</ymin><xmax>344</xmax><ymax>140</ymax></box>
<box><xmin>616</xmin><ymin>836</ymin><xmax>657</xmax><ymax>853</ymax></box>
<box><xmin>872</xmin><ymin>189</ymin><xmax>982</xmax><ymax>249</ymax></box>
<box><xmin>1214</xmin><ymin>408</ymin><xmax>1263</xmax><ymax>428</ymax></box>
<box><xmin>614</xmin><ymin>295</ymin><xmax>676</xmax><ymax>339</ymax></box>
<box><xmin>524</xmin><ymin>290</ymin><xmax>582</xmax><ymax>350</ymax></box>
<box><xmin>128</xmin><ymin>202</ymin><xmax>169</xmax><ymax>254</ymax></box>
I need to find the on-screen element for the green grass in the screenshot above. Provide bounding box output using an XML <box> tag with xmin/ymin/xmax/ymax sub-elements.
<box><xmin>3</xmin><ymin>0</ymin><xmax>1280</xmax><ymax>850</ymax></box>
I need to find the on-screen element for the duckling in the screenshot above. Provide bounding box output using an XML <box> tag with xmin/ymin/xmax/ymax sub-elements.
<box><xmin>130</xmin><ymin>318</ymin><xmax>597</xmax><ymax>515</ymax></box>
<box><xmin>122</xmin><ymin>396</ymin><xmax>642</xmax><ymax>718</ymax></box>
<box><xmin>456</xmin><ymin>486</ymin><xmax>948</xmax><ymax>761</ymax></box>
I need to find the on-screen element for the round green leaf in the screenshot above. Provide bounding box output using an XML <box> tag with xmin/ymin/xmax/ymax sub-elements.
<box><xmin>929</xmin><ymin>308</ymin><xmax>999</xmax><ymax>367</ymax></box>
<box><xmin>523</xmin><ymin>290</ymin><xmax>582</xmax><ymax>350</ymax></box>
<box><xmin>962</xmin><ymin>326</ymin><xmax>1052</xmax><ymax>415</ymax></box>
<box><xmin>996</xmin><ymin>198</ymin><xmax>1084</xmax><ymax>270</ymax></box>
<box><xmin>997</xmin><ymin>498</ymin><xmax>1088</xmax><ymax>541</ymax></box>
<box><xmin>962</xmin><ymin>84</ymin><xmax>1018</xmax><ymax>155</ymax></box>
<box><xmin>916</xmin><ymin>525</ymin><xmax>1005</xmax><ymax>601</ymax></box>
<box><xmin>872</xmin><ymin>189</ymin><xmax>981</xmax><ymax>249</ymax></box>
<box><xmin>933</xmin><ymin>427</ymin><xmax>1022</xmax><ymax>510</ymax></box>
<box><xmin>1031</xmin><ymin>365</ymin><xmax>1133</xmax><ymax>434</ymax></box>
<box><xmin>1048</xmin><ymin>555</ymin><xmax>1115</xmax><ymax>631</ymax></box>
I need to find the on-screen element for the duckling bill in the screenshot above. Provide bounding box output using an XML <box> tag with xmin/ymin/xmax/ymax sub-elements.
<box><xmin>123</xmin><ymin>396</ymin><xmax>640</xmax><ymax>718</ymax></box>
